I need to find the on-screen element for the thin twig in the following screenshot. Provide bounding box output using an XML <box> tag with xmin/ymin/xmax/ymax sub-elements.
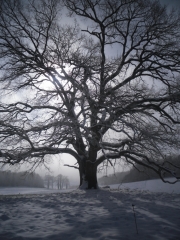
<box><xmin>132</xmin><ymin>204</ymin><xmax>138</xmax><ymax>234</ymax></box>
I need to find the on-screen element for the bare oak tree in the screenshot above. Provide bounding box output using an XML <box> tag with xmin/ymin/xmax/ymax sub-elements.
<box><xmin>0</xmin><ymin>0</ymin><xmax>180</xmax><ymax>189</ymax></box>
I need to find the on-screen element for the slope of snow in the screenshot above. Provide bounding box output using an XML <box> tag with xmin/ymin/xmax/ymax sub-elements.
<box><xmin>0</xmin><ymin>186</ymin><xmax>180</xmax><ymax>240</ymax></box>
<box><xmin>108</xmin><ymin>178</ymin><xmax>180</xmax><ymax>194</ymax></box>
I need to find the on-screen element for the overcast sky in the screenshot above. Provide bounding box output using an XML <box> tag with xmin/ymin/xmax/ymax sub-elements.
<box><xmin>160</xmin><ymin>0</ymin><xmax>180</xmax><ymax>8</ymax></box>
<box><xmin>35</xmin><ymin>0</ymin><xmax>180</xmax><ymax>186</ymax></box>
<box><xmin>44</xmin><ymin>0</ymin><xmax>180</xmax><ymax>185</ymax></box>
<box><xmin>5</xmin><ymin>0</ymin><xmax>180</xmax><ymax>187</ymax></box>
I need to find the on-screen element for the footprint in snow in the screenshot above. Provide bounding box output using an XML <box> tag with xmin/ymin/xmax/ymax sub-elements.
<box><xmin>0</xmin><ymin>214</ymin><xmax>10</xmax><ymax>221</ymax></box>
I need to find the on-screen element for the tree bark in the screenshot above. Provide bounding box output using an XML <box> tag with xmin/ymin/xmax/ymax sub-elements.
<box><xmin>85</xmin><ymin>161</ymin><xmax>98</xmax><ymax>189</ymax></box>
<box><xmin>79</xmin><ymin>160</ymin><xmax>98</xmax><ymax>189</ymax></box>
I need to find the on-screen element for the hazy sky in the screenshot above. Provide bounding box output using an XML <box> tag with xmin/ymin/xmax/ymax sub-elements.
<box><xmin>4</xmin><ymin>0</ymin><xmax>180</xmax><ymax>187</ymax></box>
<box><xmin>37</xmin><ymin>0</ymin><xmax>180</xmax><ymax>186</ymax></box>
<box><xmin>160</xmin><ymin>0</ymin><xmax>180</xmax><ymax>8</ymax></box>
<box><xmin>45</xmin><ymin>0</ymin><xmax>180</xmax><ymax>185</ymax></box>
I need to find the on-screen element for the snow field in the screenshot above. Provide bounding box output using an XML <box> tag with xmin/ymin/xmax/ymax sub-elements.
<box><xmin>0</xmin><ymin>187</ymin><xmax>71</xmax><ymax>196</ymax></box>
<box><xmin>0</xmin><ymin>188</ymin><xmax>180</xmax><ymax>240</ymax></box>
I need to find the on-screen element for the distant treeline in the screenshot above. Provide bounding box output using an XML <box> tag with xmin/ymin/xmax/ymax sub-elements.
<box><xmin>0</xmin><ymin>171</ymin><xmax>44</xmax><ymax>188</ymax></box>
<box><xmin>44</xmin><ymin>174</ymin><xmax>70</xmax><ymax>189</ymax></box>
<box><xmin>98</xmin><ymin>155</ymin><xmax>180</xmax><ymax>185</ymax></box>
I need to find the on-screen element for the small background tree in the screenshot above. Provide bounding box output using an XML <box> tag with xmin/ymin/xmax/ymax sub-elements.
<box><xmin>56</xmin><ymin>174</ymin><xmax>63</xmax><ymax>189</ymax></box>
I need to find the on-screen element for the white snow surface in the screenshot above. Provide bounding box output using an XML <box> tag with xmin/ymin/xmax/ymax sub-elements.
<box><xmin>109</xmin><ymin>178</ymin><xmax>180</xmax><ymax>194</ymax></box>
<box><xmin>0</xmin><ymin>187</ymin><xmax>71</xmax><ymax>196</ymax></box>
<box><xmin>0</xmin><ymin>182</ymin><xmax>180</xmax><ymax>240</ymax></box>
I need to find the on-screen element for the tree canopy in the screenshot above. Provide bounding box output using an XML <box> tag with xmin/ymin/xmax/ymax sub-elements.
<box><xmin>0</xmin><ymin>0</ymin><xmax>180</xmax><ymax>188</ymax></box>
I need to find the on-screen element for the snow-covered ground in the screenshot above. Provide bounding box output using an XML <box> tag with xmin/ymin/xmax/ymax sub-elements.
<box><xmin>0</xmin><ymin>181</ymin><xmax>180</xmax><ymax>240</ymax></box>
<box><xmin>0</xmin><ymin>187</ymin><xmax>71</xmax><ymax>196</ymax></box>
<box><xmin>109</xmin><ymin>178</ymin><xmax>180</xmax><ymax>194</ymax></box>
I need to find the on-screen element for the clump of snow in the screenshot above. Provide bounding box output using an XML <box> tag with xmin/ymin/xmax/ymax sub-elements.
<box><xmin>79</xmin><ymin>177</ymin><xmax>88</xmax><ymax>190</ymax></box>
<box><xmin>0</xmin><ymin>186</ymin><xmax>180</xmax><ymax>240</ymax></box>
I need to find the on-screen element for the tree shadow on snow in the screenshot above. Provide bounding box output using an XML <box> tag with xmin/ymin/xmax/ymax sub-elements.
<box><xmin>0</xmin><ymin>189</ymin><xmax>180</xmax><ymax>240</ymax></box>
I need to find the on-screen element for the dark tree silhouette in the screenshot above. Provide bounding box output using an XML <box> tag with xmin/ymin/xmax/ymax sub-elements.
<box><xmin>44</xmin><ymin>174</ymin><xmax>54</xmax><ymax>189</ymax></box>
<box><xmin>56</xmin><ymin>174</ymin><xmax>63</xmax><ymax>189</ymax></box>
<box><xmin>0</xmin><ymin>0</ymin><xmax>180</xmax><ymax>189</ymax></box>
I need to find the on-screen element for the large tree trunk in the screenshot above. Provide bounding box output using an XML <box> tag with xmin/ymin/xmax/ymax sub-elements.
<box><xmin>77</xmin><ymin>143</ymin><xmax>99</xmax><ymax>189</ymax></box>
<box><xmin>85</xmin><ymin>161</ymin><xmax>98</xmax><ymax>189</ymax></box>
<box><xmin>79</xmin><ymin>160</ymin><xmax>98</xmax><ymax>189</ymax></box>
